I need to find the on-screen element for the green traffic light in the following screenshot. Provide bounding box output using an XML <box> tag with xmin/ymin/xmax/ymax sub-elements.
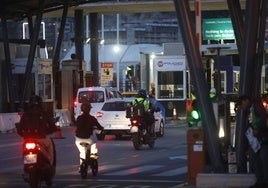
<box><xmin>191</xmin><ymin>110</ymin><xmax>200</xmax><ymax>120</ymax></box>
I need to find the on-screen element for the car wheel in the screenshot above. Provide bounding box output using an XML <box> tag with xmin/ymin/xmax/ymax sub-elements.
<box><xmin>156</xmin><ymin>121</ymin><xmax>164</xmax><ymax>137</ymax></box>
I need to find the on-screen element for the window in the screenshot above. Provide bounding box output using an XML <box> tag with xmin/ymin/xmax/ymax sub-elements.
<box><xmin>38</xmin><ymin>74</ymin><xmax>52</xmax><ymax>100</ymax></box>
<box><xmin>157</xmin><ymin>71</ymin><xmax>184</xmax><ymax>99</ymax></box>
<box><xmin>78</xmin><ymin>91</ymin><xmax>104</xmax><ymax>103</ymax></box>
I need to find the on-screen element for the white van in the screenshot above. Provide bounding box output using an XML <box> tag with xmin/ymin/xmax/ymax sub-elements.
<box><xmin>74</xmin><ymin>87</ymin><xmax>122</xmax><ymax>120</ymax></box>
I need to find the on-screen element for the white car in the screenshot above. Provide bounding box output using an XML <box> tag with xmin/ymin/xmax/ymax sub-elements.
<box><xmin>73</xmin><ymin>87</ymin><xmax>122</xmax><ymax>120</ymax></box>
<box><xmin>96</xmin><ymin>98</ymin><xmax>165</xmax><ymax>140</ymax></box>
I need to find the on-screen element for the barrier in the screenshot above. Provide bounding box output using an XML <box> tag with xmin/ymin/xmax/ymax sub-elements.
<box><xmin>0</xmin><ymin>113</ymin><xmax>20</xmax><ymax>132</ymax></box>
<box><xmin>54</xmin><ymin>109</ymin><xmax>71</xmax><ymax>127</ymax></box>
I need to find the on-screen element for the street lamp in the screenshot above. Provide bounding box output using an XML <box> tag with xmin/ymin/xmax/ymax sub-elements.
<box><xmin>114</xmin><ymin>45</ymin><xmax>120</xmax><ymax>90</ymax></box>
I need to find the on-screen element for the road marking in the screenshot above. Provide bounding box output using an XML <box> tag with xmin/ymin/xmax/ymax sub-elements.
<box><xmin>104</xmin><ymin>165</ymin><xmax>163</xmax><ymax>175</ymax></box>
<box><xmin>0</xmin><ymin>142</ymin><xmax>20</xmax><ymax>148</ymax></box>
<box><xmin>152</xmin><ymin>166</ymin><xmax>187</xmax><ymax>176</ymax></box>
<box><xmin>169</xmin><ymin>155</ymin><xmax>187</xmax><ymax>160</ymax></box>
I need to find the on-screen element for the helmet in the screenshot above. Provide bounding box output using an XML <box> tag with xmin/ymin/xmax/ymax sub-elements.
<box><xmin>210</xmin><ymin>88</ymin><xmax>216</xmax><ymax>94</ymax></box>
<box><xmin>138</xmin><ymin>89</ymin><xmax>147</xmax><ymax>98</ymax></box>
<box><xmin>81</xmin><ymin>102</ymin><xmax>92</xmax><ymax>113</ymax></box>
<box><xmin>29</xmin><ymin>95</ymin><xmax>42</xmax><ymax>107</ymax></box>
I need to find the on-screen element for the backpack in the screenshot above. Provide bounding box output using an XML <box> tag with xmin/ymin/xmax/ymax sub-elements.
<box><xmin>133</xmin><ymin>99</ymin><xmax>146</xmax><ymax>116</ymax></box>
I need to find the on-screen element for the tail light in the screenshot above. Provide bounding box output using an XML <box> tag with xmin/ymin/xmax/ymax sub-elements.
<box><xmin>74</xmin><ymin>101</ymin><xmax>77</xmax><ymax>107</ymax></box>
<box><xmin>25</xmin><ymin>142</ymin><xmax>36</xmax><ymax>150</ymax></box>
<box><xmin>96</xmin><ymin>112</ymin><xmax>103</xmax><ymax>118</ymax></box>
<box><xmin>131</xmin><ymin>119</ymin><xmax>139</xmax><ymax>126</ymax></box>
<box><xmin>263</xmin><ymin>101</ymin><xmax>268</xmax><ymax>108</ymax></box>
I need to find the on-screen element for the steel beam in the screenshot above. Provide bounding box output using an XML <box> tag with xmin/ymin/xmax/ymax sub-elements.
<box><xmin>74</xmin><ymin>9</ymin><xmax>84</xmax><ymax>87</ymax></box>
<box><xmin>173</xmin><ymin>0</ymin><xmax>224</xmax><ymax>172</ymax></box>
<box><xmin>236</xmin><ymin>0</ymin><xmax>261</xmax><ymax>173</ymax></box>
<box><xmin>90</xmin><ymin>13</ymin><xmax>99</xmax><ymax>86</ymax></box>
<box><xmin>21</xmin><ymin>2</ymin><xmax>44</xmax><ymax>107</ymax></box>
<box><xmin>227</xmin><ymin>0</ymin><xmax>244</xmax><ymax>55</ymax></box>
<box><xmin>53</xmin><ymin>4</ymin><xmax>68</xmax><ymax>109</ymax></box>
<box><xmin>1</xmin><ymin>17</ymin><xmax>15</xmax><ymax>112</ymax></box>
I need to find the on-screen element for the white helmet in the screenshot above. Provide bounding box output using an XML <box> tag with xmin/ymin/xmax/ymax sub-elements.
<box><xmin>210</xmin><ymin>88</ymin><xmax>216</xmax><ymax>94</ymax></box>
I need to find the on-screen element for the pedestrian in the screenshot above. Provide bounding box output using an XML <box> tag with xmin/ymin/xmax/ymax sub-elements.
<box><xmin>239</xmin><ymin>95</ymin><xmax>268</xmax><ymax>188</ymax></box>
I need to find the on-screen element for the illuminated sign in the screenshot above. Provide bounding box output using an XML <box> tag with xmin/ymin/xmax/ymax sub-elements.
<box><xmin>203</xmin><ymin>18</ymin><xmax>235</xmax><ymax>40</ymax></box>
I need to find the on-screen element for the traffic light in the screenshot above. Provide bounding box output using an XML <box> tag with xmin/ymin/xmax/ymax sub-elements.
<box><xmin>188</xmin><ymin>99</ymin><xmax>201</xmax><ymax>127</ymax></box>
<box><xmin>188</xmin><ymin>109</ymin><xmax>201</xmax><ymax>127</ymax></box>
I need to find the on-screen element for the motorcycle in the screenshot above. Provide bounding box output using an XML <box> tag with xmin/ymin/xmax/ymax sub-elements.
<box><xmin>16</xmin><ymin>116</ymin><xmax>60</xmax><ymax>188</ymax></box>
<box><xmin>22</xmin><ymin>138</ymin><xmax>56</xmax><ymax>188</ymax></box>
<box><xmin>79</xmin><ymin>142</ymin><xmax>99</xmax><ymax>178</ymax></box>
<box><xmin>129</xmin><ymin>116</ymin><xmax>155</xmax><ymax>150</ymax></box>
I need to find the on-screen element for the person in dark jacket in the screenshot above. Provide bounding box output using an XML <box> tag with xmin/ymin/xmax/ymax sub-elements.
<box><xmin>239</xmin><ymin>95</ymin><xmax>268</xmax><ymax>188</ymax></box>
<box><xmin>17</xmin><ymin>95</ymin><xmax>57</xmax><ymax>165</ymax></box>
<box><xmin>75</xmin><ymin>102</ymin><xmax>104</xmax><ymax>166</ymax></box>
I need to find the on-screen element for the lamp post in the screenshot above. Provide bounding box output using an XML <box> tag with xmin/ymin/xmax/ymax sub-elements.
<box><xmin>114</xmin><ymin>45</ymin><xmax>120</xmax><ymax>90</ymax></box>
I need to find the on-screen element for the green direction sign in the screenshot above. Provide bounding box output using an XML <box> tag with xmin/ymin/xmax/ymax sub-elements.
<box><xmin>203</xmin><ymin>18</ymin><xmax>235</xmax><ymax>40</ymax></box>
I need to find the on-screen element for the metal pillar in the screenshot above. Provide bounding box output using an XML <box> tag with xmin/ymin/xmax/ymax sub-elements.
<box><xmin>21</xmin><ymin>5</ymin><xmax>44</xmax><ymax>108</ymax></box>
<box><xmin>227</xmin><ymin>0</ymin><xmax>244</xmax><ymax>55</ymax></box>
<box><xmin>74</xmin><ymin>9</ymin><xmax>84</xmax><ymax>88</ymax></box>
<box><xmin>53</xmin><ymin>4</ymin><xmax>68</xmax><ymax>109</ymax></box>
<box><xmin>90</xmin><ymin>13</ymin><xmax>99</xmax><ymax>86</ymax></box>
<box><xmin>236</xmin><ymin>0</ymin><xmax>261</xmax><ymax>173</ymax></box>
<box><xmin>173</xmin><ymin>0</ymin><xmax>224</xmax><ymax>172</ymax></box>
<box><xmin>253</xmin><ymin>0</ymin><xmax>267</xmax><ymax>95</ymax></box>
<box><xmin>1</xmin><ymin>16</ymin><xmax>15</xmax><ymax>112</ymax></box>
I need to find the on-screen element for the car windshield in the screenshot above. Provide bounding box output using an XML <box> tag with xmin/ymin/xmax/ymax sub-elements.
<box><xmin>102</xmin><ymin>102</ymin><xmax>127</xmax><ymax>111</ymax></box>
<box><xmin>78</xmin><ymin>91</ymin><xmax>104</xmax><ymax>103</ymax></box>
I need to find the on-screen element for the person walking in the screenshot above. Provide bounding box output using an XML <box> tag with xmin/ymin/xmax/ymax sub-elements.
<box><xmin>239</xmin><ymin>95</ymin><xmax>268</xmax><ymax>188</ymax></box>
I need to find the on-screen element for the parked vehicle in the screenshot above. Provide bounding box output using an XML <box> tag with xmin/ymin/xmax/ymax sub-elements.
<box><xmin>79</xmin><ymin>142</ymin><xmax>99</xmax><ymax>179</ymax></box>
<box><xmin>22</xmin><ymin>138</ymin><xmax>56</xmax><ymax>188</ymax></box>
<box><xmin>96</xmin><ymin>98</ymin><xmax>165</xmax><ymax>140</ymax></box>
<box><xmin>74</xmin><ymin>87</ymin><xmax>122</xmax><ymax>120</ymax></box>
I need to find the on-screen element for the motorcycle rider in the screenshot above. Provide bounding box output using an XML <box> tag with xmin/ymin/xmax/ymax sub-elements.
<box><xmin>131</xmin><ymin>89</ymin><xmax>156</xmax><ymax>137</ymax></box>
<box><xmin>17</xmin><ymin>95</ymin><xmax>57</xmax><ymax>166</ymax></box>
<box><xmin>75</xmin><ymin>102</ymin><xmax>104</xmax><ymax>169</ymax></box>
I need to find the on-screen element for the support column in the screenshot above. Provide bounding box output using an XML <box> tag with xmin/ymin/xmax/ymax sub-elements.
<box><xmin>1</xmin><ymin>16</ymin><xmax>15</xmax><ymax>112</ymax></box>
<box><xmin>90</xmin><ymin>13</ymin><xmax>99</xmax><ymax>86</ymax></box>
<box><xmin>53</xmin><ymin>5</ymin><xmax>68</xmax><ymax>109</ymax></box>
<box><xmin>236</xmin><ymin>0</ymin><xmax>261</xmax><ymax>173</ymax></box>
<box><xmin>173</xmin><ymin>0</ymin><xmax>224</xmax><ymax>172</ymax></box>
<box><xmin>21</xmin><ymin>5</ymin><xmax>44</xmax><ymax>108</ymax></box>
<box><xmin>74</xmin><ymin>9</ymin><xmax>84</xmax><ymax>88</ymax></box>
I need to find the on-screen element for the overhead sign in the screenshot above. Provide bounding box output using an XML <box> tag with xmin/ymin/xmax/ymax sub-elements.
<box><xmin>100</xmin><ymin>62</ymin><xmax>113</xmax><ymax>86</ymax></box>
<box><xmin>203</xmin><ymin>18</ymin><xmax>235</xmax><ymax>40</ymax></box>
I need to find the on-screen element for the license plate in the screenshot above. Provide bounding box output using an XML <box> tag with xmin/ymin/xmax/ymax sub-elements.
<box><xmin>24</xmin><ymin>154</ymin><xmax>37</xmax><ymax>164</ymax></box>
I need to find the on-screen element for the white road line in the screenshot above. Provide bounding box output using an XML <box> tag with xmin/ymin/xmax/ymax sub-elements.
<box><xmin>0</xmin><ymin>142</ymin><xmax>21</xmax><ymax>148</ymax></box>
<box><xmin>152</xmin><ymin>166</ymin><xmax>187</xmax><ymax>176</ymax></box>
<box><xmin>169</xmin><ymin>155</ymin><xmax>187</xmax><ymax>160</ymax></box>
<box><xmin>104</xmin><ymin>165</ymin><xmax>163</xmax><ymax>176</ymax></box>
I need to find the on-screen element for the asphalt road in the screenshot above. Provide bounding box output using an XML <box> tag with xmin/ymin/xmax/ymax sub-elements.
<box><xmin>0</xmin><ymin>121</ymin><xmax>191</xmax><ymax>188</ymax></box>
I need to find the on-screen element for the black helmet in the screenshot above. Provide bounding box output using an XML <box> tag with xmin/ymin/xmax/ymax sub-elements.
<box><xmin>81</xmin><ymin>102</ymin><xmax>92</xmax><ymax>113</ymax></box>
<box><xmin>138</xmin><ymin>89</ymin><xmax>147</xmax><ymax>98</ymax></box>
<box><xmin>29</xmin><ymin>95</ymin><xmax>42</xmax><ymax>107</ymax></box>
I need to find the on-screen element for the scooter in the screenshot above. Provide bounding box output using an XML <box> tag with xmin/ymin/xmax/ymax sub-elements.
<box><xmin>79</xmin><ymin>143</ymin><xmax>99</xmax><ymax>178</ymax></box>
<box><xmin>129</xmin><ymin>116</ymin><xmax>155</xmax><ymax>150</ymax></box>
<box><xmin>22</xmin><ymin>138</ymin><xmax>56</xmax><ymax>188</ymax></box>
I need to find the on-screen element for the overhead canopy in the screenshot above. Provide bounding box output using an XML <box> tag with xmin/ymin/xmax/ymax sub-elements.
<box><xmin>1</xmin><ymin>0</ymin><xmax>246</xmax><ymax>21</ymax></box>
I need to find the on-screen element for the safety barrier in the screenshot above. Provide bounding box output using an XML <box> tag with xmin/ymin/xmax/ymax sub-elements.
<box><xmin>0</xmin><ymin>113</ymin><xmax>20</xmax><ymax>133</ymax></box>
<box><xmin>0</xmin><ymin>109</ymin><xmax>71</xmax><ymax>133</ymax></box>
<box><xmin>54</xmin><ymin>109</ymin><xmax>71</xmax><ymax>127</ymax></box>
